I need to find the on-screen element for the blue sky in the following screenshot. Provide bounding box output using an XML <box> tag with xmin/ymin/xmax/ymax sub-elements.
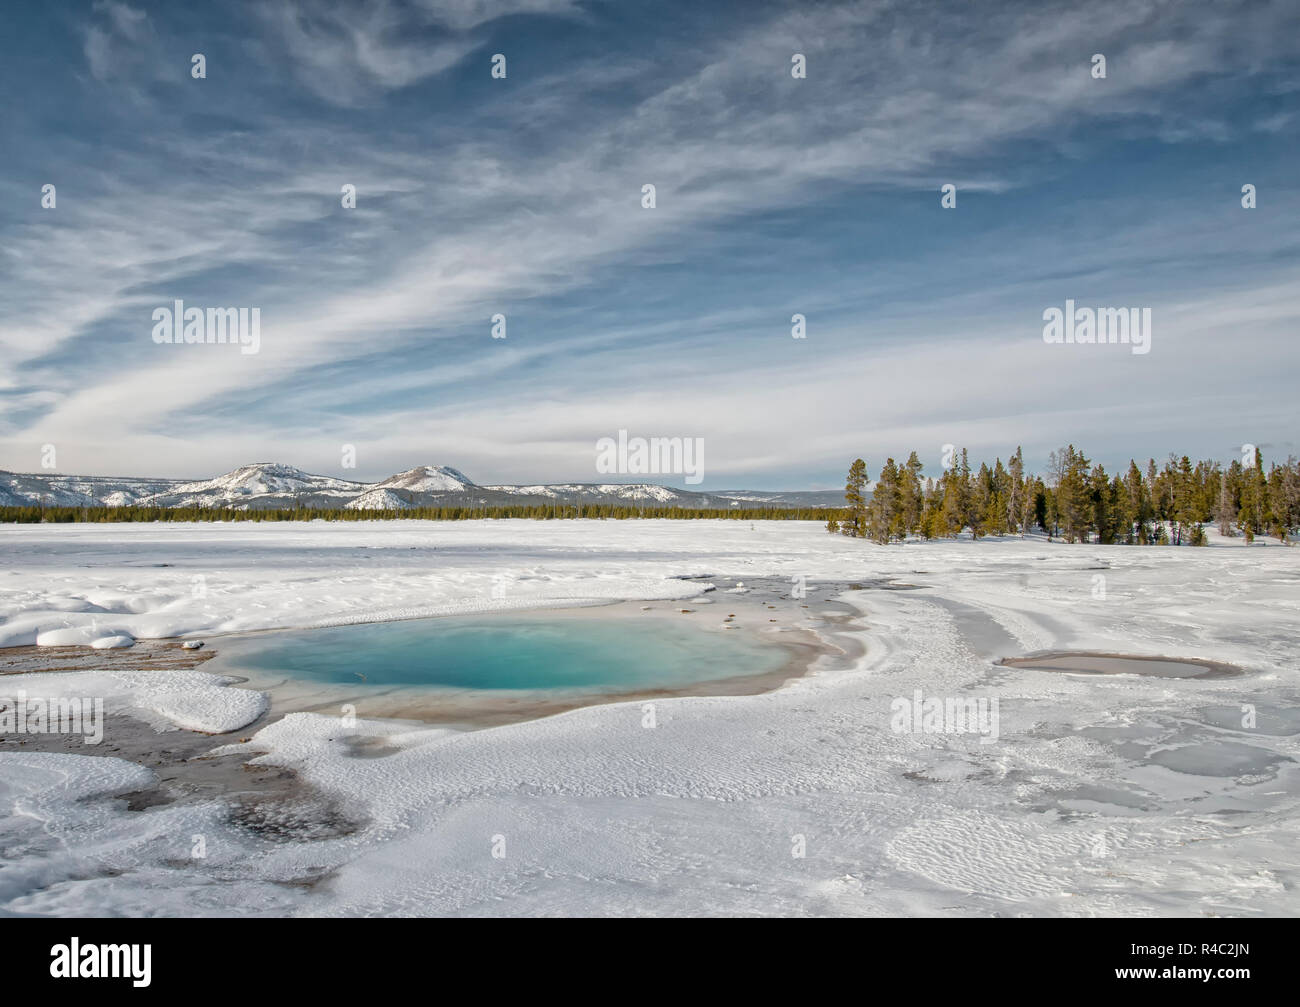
<box><xmin>1</xmin><ymin>0</ymin><xmax>1297</xmax><ymax>488</ymax></box>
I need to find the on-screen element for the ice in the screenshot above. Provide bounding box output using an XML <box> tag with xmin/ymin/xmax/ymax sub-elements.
<box><xmin>0</xmin><ymin>519</ymin><xmax>1297</xmax><ymax>916</ymax></box>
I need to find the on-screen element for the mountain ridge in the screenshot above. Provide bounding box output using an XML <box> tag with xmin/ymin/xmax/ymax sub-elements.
<box><xmin>0</xmin><ymin>462</ymin><xmax>846</xmax><ymax>511</ymax></box>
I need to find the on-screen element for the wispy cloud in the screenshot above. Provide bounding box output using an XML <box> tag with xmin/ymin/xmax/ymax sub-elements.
<box><xmin>257</xmin><ymin>0</ymin><xmax>581</xmax><ymax>106</ymax></box>
<box><xmin>2</xmin><ymin>0</ymin><xmax>1297</xmax><ymax>482</ymax></box>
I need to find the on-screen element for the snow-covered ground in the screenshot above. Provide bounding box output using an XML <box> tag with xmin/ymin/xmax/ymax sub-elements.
<box><xmin>1</xmin><ymin>519</ymin><xmax>1297</xmax><ymax>916</ymax></box>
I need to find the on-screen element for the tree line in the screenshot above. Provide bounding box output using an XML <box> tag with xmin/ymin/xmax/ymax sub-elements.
<box><xmin>832</xmin><ymin>446</ymin><xmax>1300</xmax><ymax>545</ymax></box>
<box><xmin>0</xmin><ymin>502</ymin><xmax>840</xmax><ymax>524</ymax></box>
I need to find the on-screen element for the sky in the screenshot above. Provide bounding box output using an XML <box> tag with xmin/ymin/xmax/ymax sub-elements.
<box><xmin>1</xmin><ymin>0</ymin><xmax>1297</xmax><ymax>489</ymax></box>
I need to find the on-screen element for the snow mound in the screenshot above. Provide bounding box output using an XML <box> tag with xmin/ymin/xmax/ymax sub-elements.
<box><xmin>90</xmin><ymin>635</ymin><xmax>135</xmax><ymax>649</ymax></box>
<box><xmin>37</xmin><ymin>626</ymin><xmax>134</xmax><ymax>647</ymax></box>
<box><xmin>0</xmin><ymin>669</ymin><xmax>268</xmax><ymax>734</ymax></box>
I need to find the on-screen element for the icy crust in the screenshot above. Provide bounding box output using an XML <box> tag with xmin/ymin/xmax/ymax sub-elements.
<box><xmin>0</xmin><ymin>751</ymin><xmax>303</xmax><ymax>918</ymax></box>
<box><xmin>0</xmin><ymin>669</ymin><xmax>267</xmax><ymax>734</ymax></box>
<box><xmin>212</xmin><ymin>620</ymin><xmax>1297</xmax><ymax>918</ymax></box>
<box><xmin>0</xmin><ymin>519</ymin><xmax>728</xmax><ymax>648</ymax></box>
<box><xmin>0</xmin><ymin>520</ymin><xmax>1297</xmax><ymax>917</ymax></box>
<box><xmin>1</xmin><ymin>519</ymin><xmax>1287</xmax><ymax>652</ymax></box>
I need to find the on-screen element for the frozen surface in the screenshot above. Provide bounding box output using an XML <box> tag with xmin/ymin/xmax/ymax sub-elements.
<box><xmin>0</xmin><ymin>668</ymin><xmax>267</xmax><ymax>734</ymax></box>
<box><xmin>0</xmin><ymin>519</ymin><xmax>1296</xmax><ymax>916</ymax></box>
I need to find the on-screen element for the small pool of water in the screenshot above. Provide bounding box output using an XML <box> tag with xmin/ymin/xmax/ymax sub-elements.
<box><xmin>997</xmin><ymin>651</ymin><xmax>1243</xmax><ymax>679</ymax></box>
<box><xmin>223</xmin><ymin>614</ymin><xmax>790</xmax><ymax>693</ymax></box>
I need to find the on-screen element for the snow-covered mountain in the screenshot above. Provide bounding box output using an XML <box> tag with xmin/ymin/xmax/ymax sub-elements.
<box><xmin>0</xmin><ymin>471</ymin><xmax>187</xmax><ymax>509</ymax></box>
<box><xmin>486</xmin><ymin>482</ymin><xmax>691</xmax><ymax>504</ymax></box>
<box><xmin>345</xmin><ymin>488</ymin><xmax>417</xmax><ymax>511</ymax></box>
<box><xmin>0</xmin><ymin>462</ymin><xmax>842</xmax><ymax>511</ymax></box>
<box><xmin>343</xmin><ymin>467</ymin><xmax>477</xmax><ymax>510</ymax></box>
<box><xmin>137</xmin><ymin>463</ymin><xmax>366</xmax><ymax>509</ymax></box>
<box><xmin>372</xmin><ymin>465</ymin><xmax>475</xmax><ymax>493</ymax></box>
<box><xmin>708</xmin><ymin>488</ymin><xmax>848</xmax><ymax>507</ymax></box>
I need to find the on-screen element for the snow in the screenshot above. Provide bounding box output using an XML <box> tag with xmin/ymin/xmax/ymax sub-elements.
<box><xmin>135</xmin><ymin>462</ymin><xmax>365</xmax><ymax>509</ymax></box>
<box><xmin>0</xmin><ymin>471</ymin><xmax>186</xmax><ymax>508</ymax></box>
<box><xmin>166</xmin><ymin>462</ymin><xmax>361</xmax><ymax>498</ymax></box>
<box><xmin>0</xmin><ymin>519</ymin><xmax>719</xmax><ymax>647</ymax></box>
<box><xmin>100</xmin><ymin>491</ymin><xmax>139</xmax><ymax>507</ymax></box>
<box><xmin>345</xmin><ymin>488</ymin><xmax>416</xmax><ymax>510</ymax></box>
<box><xmin>3</xmin><ymin>462</ymin><xmax>816</xmax><ymax>510</ymax></box>
<box><xmin>0</xmin><ymin>519</ymin><xmax>1297</xmax><ymax>916</ymax></box>
<box><xmin>35</xmin><ymin>626</ymin><xmax>136</xmax><ymax>648</ymax></box>
<box><xmin>0</xmin><ymin>668</ymin><xmax>267</xmax><ymax>734</ymax></box>
<box><xmin>487</xmin><ymin>483</ymin><xmax>689</xmax><ymax>503</ymax></box>
<box><xmin>373</xmin><ymin>465</ymin><xmax>475</xmax><ymax>493</ymax></box>
<box><xmin>90</xmin><ymin>635</ymin><xmax>135</xmax><ymax>649</ymax></box>
<box><xmin>0</xmin><ymin>750</ymin><xmax>300</xmax><ymax>917</ymax></box>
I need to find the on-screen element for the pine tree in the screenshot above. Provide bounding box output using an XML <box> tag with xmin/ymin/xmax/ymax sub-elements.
<box><xmin>1088</xmin><ymin>463</ymin><xmax>1114</xmax><ymax>543</ymax></box>
<box><xmin>1237</xmin><ymin>447</ymin><xmax>1266</xmax><ymax>542</ymax></box>
<box><xmin>1149</xmin><ymin>459</ymin><xmax>1170</xmax><ymax>543</ymax></box>
<box><xmin>1171</xmin><ymin>455</ymin><xmax>1198</xmax><ymax>545</ymax></box>
<box><xmin>1024</xmin><ymin>475</ymin><xmax>1045</xmax><ymax>534</ymax></box>
<box><xmin>1266</xmin><ymin>461</ymin><xmax>1296</xmax><ymax>543</ymax></box>
<box><xmin>1218</xmin><ymin>460</ymin><xmax>1240</xmax><ymax>537</ymax></box>
<box><xmin>939</xmin><ymin>462</ymin><xmax>964</xmax><ymax>537</ymax></box>
<box><xmin>1045</xmin><ymin>448</ymin><xmax>1066</xmax><ymax>538</ymax></box>
<box><xmin>902</xmin><ymin>451</ymin><xmax>925</xmax><ymax>536</ymax></box>
<box><xmin>1109</xmin><ymin>474</ymin><xmax>1130</xmax><ymax>544</ymax></box>
<box><xmin>969</xmin><ymin>462</ymin><xmax>993</xmax><ymax>539</ymax></box>
<box><xmin>920</xmin><ymin>477</ymin><xmax>942</xmax><ymax>539</ymax></box>
<box><xmin>956</xmin><ymin>449</ymin><xmax>977</xmax><ymax>534</ymax></box>
<box><xmin>1125</xmin><ymin>460</ymin><xmax>1147</xmax><ymax>543</ymax></box>
<box><xmin>1007</xmin><ymin>448</ymin><xmax>1025</xmax><ymax>535</ymax></box>
<box><xmin>1055</xmin><ymin>446</ymin><xmax>1092</xmax><ymax>543</ymax></box>
<box><xmin>844</xmin><ymin>458</ymin><xmax>868</xmax><ymax>538</ymax></box>
<box><xmin>867</xmin><ymin>458</ymin><xmax>900</xmax><ymax>543</ymax></box>
<box><xmin>1280</xmin><ymin>458</ymin><xmax>1300</xmax><ymax>543</ymax></box>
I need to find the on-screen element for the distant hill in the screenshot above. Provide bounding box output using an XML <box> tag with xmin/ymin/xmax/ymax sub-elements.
<box><xmin>1</xmin><ymin>462</ymin><xmax>845</xmax><ymax>511</ymax></box>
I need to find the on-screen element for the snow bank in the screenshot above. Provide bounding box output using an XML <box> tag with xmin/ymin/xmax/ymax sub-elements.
<box><xmin>0</xmin><ymin>669</ymin><xmax>267</xmax><ymax>734</ymax></box>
